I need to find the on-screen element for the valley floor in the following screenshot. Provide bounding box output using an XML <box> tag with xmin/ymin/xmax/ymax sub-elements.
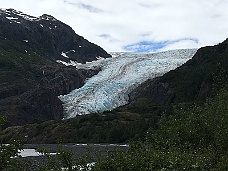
<box><xmin>17</xmin><ymin>143</ymin><xmax>128</xmax><ymax>169</ymax></box>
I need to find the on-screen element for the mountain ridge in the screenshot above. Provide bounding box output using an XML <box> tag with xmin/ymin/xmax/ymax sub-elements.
<box><xmin>0</xmin><ymin>8</ymin><xmax>111</xmax><ymax>63</ymax></box>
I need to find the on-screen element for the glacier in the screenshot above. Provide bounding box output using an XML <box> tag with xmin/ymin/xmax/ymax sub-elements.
<box><xmin>58</xmin><ymin>49</ymin><xmax>197</xmax><ymax>119</ymax></box>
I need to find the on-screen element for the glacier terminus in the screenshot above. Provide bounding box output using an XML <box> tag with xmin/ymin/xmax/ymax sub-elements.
<box><xmin>58</xmin><ymin>49</ymin><xmax>197</xmax><ymax>119</ymax></box>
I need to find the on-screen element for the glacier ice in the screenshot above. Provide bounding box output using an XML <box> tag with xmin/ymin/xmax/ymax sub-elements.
<box><xmin>58</xmin><ymin>49</ymin><xmax>197</xmax><ymax>119</ymax></box>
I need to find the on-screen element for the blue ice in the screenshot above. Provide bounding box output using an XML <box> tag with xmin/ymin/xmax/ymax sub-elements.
<box><xmin>58</xmin><ymin>49</ymin><xmax>197</xmax><ymax>119</ymax></box>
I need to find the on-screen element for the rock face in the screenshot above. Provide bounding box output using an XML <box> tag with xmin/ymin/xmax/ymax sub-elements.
<box><xmin>0</xmin><ymin>8</ymin><xmax>110</xmax><ymax>127</ymax></box>
<box><xmin>128</xmin><ymin>39</ymin><xmax>228</xmax><ymax>106</ymax></box>
<box><xmin>0</xmin><ymin>66</ymin><xmax>99</xmax><ymax>127</ymax></box>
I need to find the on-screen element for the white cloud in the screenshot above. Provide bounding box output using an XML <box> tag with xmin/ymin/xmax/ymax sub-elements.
<box><xmin>1</xmin><ymin>0</ymin><xmax>228</xmax><ymax>52</ymax></box>
<box><xmin>158</xmin><ymin>39</ymin><xmax>200</xmax><ymax>52</ymax></box>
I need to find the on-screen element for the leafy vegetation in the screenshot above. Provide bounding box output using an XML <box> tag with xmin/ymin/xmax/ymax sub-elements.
<box><xmin>0</xmin><ymin>109</ymin><xmax>162</xmax><ymax>144</ymax></box>
<box><xmin>0</xmin><ymin>117</ymin><xmax>27</xmax><ymax>171</ymax></box>
<box><xmin>91</xmin><ymin>86</ymin><xmax>228</xmax><ymax>171</ymax></box>
<box><xmin>1</xmin><ymin>115</ymin><xmax>93</xmax><ymax>171</ymax></box>
<box><xmin>1</xmin><ymin>83</ymin><xmax>228</xmax><ymax>170</ymax></box>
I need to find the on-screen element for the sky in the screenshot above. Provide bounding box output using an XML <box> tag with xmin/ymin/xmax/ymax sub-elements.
<box><xmin>1</xmin><ymin>0</ymin><xmax>228</xmax><ymax>52</ymax></box>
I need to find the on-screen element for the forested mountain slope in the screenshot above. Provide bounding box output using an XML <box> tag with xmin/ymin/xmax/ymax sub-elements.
<box><xmin>0</xmin><ymin>9</ymin><xmax>110</xmax><ymax>127</ymax></box>
<box><xmin>128</xmin><ymin>39</ymin><xmax>228</xmax><ymax>106</ymax></box>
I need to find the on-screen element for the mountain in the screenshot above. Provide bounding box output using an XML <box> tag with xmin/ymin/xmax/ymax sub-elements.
<box><xmin>0</xmin><ymin>9</ymin><xmax>111</xmax><ymax>127</ymax></box>
<box><xmin>1</xmin><ymin>9</ymin><xmax>228</xmax><ymax>144</ymax></box>
<box><xmin>128</xmin><ymin>38</ymin><xmax>228</xmax><ymax>107</ymax></box>
<box><xmin>7</xmin><ymin>38</ymin><xmax>228</xmax><ymax>143</ymax></box>
<box><xmin>0</xmin><ymin>8</ymin><xmax>111</xmax><ymax>63</ymax></box>
<box><xmin>2</xmin><ymin>39</ymin><xmax>228</xmax><ymax>144</ymax></box>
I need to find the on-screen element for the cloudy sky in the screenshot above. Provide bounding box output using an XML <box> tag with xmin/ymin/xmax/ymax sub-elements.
<box><xmin>1</xmin><ymin>0</ymin><xmax>228</xmax><ymax>52</ymax></box>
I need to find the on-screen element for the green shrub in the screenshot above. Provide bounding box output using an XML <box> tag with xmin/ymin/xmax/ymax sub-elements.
<box><xmin>91</xmin><ymin>87</ymin><xmax>228</xmax><ymax>170</ymax></box>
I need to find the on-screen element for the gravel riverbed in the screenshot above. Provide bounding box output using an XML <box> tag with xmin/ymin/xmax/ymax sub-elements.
<box><xmin>16</xmin><ymin>143</ymin><xmax>129</xmax><ymax>168</ymax></box>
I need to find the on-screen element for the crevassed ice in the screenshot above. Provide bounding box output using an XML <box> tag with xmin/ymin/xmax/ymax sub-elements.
<box><xmin>58</xmin><ymin>49</ymin><xmax>197</xmax><ymax>119</ymax></box>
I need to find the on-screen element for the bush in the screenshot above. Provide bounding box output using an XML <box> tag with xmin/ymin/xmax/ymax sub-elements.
<box><xmin>91</xmin><ymin>87</ymin><xmax>228</xmax><ymax>170</ymax></box>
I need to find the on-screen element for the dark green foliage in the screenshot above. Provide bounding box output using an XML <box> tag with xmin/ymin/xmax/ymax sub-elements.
<box><xmin>2</xmin><ymin>88</ymin><xmax>227</xmax><ymax>170</ymax></box>
<box><xmin>131</xmin><ymin>39</ymin><xmax>228</xmax><ymax>109</ymax></box>
<box><xmin>163</xmin><ymin>43</ymin><xmax>228</xmax><ymax>102</ymax></box>
<box><xmin>0</xmin><ymin>38</ymin><xmax>46</xmax><ymax>89</ymax></box>
<box><xmin>0</xmin><ymin>141</ymin><xmax>25</xmax><ymax>171</ymax></box>
<box><xmin>92</xmin><ymin>87</ymin><xmax>228</xmax><ymax>170</ymax></box>
<box><xmin>0</xmin><ymin>117</ymin><xmax>93</xmax><ymax>171</ymax></box>
<box><xmin>0</xmin><ymin>111</ymin><xmax>161</xmax><ymax>144</ymax></box>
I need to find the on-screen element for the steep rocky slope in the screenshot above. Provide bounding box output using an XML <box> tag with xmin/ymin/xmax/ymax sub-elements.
<box><xmin>128</xmin><ymin>39</ymin><xmax>228</xmax><ymax>106</ymax></box>
<box><xmin>0</xmin><ymin>8</ymin><xmax>111</xmax><ymax>63</ymax></box>
<box><xmin>0</xmin><ymin>9</ymin><xmax>110</xmax><ymax>127</ymax></box>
